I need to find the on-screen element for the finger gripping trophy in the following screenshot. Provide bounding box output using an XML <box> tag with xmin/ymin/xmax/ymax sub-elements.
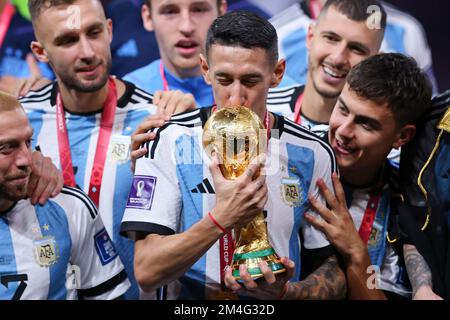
<box><xmin>203</xmin><ymin>106</ymin><xmax>285</xmax><ymax>280</ymax></box>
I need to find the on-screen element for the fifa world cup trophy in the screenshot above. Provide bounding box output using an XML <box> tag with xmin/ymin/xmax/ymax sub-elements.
<box><xmin>203</xmin><ymin>106</ymin><xmax>285</xmax><ymax>280</ymax></box>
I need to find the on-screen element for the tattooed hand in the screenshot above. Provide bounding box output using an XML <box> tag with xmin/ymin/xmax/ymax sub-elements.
<box><xmin>288</xmin><ymin>255</ymin><xmax>346</xmax><ymax>299</ymax></box>
<box><xmin>404</xmin><ymin>244</ymin><xmax>443</xmax><ymax>300</ymax></box>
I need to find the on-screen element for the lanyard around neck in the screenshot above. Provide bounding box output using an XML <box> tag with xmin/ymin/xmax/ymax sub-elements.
<box><xmin>56</xmin><ymin>77</ymin><xmax>117</xmax><ymax>207</ymax></box>
<box><xmin>159</xmin><ymin>61</ymin><xmax>169</xmax><ymax>91</ymax></box>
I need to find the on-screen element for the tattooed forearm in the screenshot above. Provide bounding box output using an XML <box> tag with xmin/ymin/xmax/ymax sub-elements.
<box><xmin>404</xmin><ymin>244</ymin><xmax>433</xmax><ymax>295</ymax></box>
<box><xmin>289</xmin><ymin>255</ymin><xmax>346</xmax><ymax>299</ymax></box>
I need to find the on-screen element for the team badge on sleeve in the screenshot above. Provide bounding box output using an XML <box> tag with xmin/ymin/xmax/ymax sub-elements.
<box><xmin>94</xmin><ymin>229</ymin><xmax>118</xmax><ymax>265</ymax></box>
<box><xmin>281</xmin><ymin>176</ymin><xmax>303</xmax><ymax>207</ymax></box>
<box><xmin>126</xmin><ymin>175</ymin><xmax>157</xmax><ymax>210</ymax></box>
<box><xmin>34</xmin><ymin>236</ymin><xmax>59</xmax><ymax>267</ymax></box>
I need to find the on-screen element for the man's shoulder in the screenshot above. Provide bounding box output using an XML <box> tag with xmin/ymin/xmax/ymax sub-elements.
<box><xmin>49</xmin><ymin>186</ymin><xmax>98</xmax><ymax>221</ymax></box>
<box><xmin>143</xmin><ymin>108</ymin><xmax>210</xmax><ymax>160</ymax></box>
<box><xmin>280</xmin><ymin>117</ymin><xmax>336</xmax><ymax>166</ymax></box>
<box><xmin>19</xmin><ymin>82</ymin><xmax>55</xmax><ymax>108</ymax></box>
<box><xmin>118</xmin><ymin>78</ymin><xmax>155</xmax><ymax>110</ymax></box>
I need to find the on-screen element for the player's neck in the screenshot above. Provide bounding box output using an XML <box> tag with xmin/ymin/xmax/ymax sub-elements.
<box><xmin>57</xmin><ymin>78</ymin><xmax>125</xmax><ymax>114</ymax></box>
<box><xmin>162</xmin><ymin>59</ymin><xmax>202</xmax><ymax>79</ymax></box>
<box><xmin>302</xmin><ymin>81</ymin><xmax>337</xmax><ymax>124</ymax></box>
<box><xmin>340</xmin><ymin>165</ymin><xmax>383</xmax><ymax>188</ymax></box>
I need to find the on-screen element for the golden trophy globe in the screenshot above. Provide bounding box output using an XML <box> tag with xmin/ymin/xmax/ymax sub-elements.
<box><xmin>203</xmin><ymin>106</ymin><xmax>285</xmax><ymax>280</ymax></box>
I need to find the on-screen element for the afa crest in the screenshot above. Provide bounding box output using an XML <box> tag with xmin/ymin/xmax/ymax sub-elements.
<box><xmin>281</xmin><ymin>177</ymin><xmax>303</xmax><ymax>207</ymax></box>
<box><xmin>34</xmin><ymin>236</ymin><xmax>59</xmax><ymax>267</ymax></box>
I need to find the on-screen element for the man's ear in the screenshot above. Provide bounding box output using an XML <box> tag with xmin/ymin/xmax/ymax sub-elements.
<box><xmin>392</xmin><ymin>124</ymin><xmax>416</xmax><ymax>149</ymax></box>
<box><xmin>218</xmin><ymin>0</ymin><xmax>227</xmax><ymax>16</ymax></box>
<box><xmin>141</xmin><ymin>4</ymin><xmax>154</xmax><ymax>31</ymax></box>
<box><xmin>199</xmin><ymin>54</ymin><xmax>212</xmax><ymax>85</ymax></box>
<box><xmin>306</xmin><ymin>23</ymin><xmax>315</xmax><ymax>51</ymax></box>
<box><xmin>270</xmin><ymin>59</ymin><xmax>286</xmax><ymax>88</ymax></box>
<box><xmin>30</xmin><ymin>41</ymin><xmax>49</xmax><ymax>63</ymax></box>
<box><xmin>107</xmin><ymin>18</ymin><xmax>113</xmax><ymax>44</ymax></box>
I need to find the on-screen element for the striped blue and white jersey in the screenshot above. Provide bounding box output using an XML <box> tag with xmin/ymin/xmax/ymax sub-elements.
<box><xmin>268</xmin><ymin>84</ymin><xmax>329</xmax><ymax>139</ymax></box>
<box><xmin>124</xmin><ymin>59</ymin><xmax>214</xmax><ymax>108</ymax></box>
<box><xmin>271</xmin><ymin>1</ymin><xmax>438</xmax><ymax>92</ymax></box>
<box><xmin>0</xmin><ymin>187</ymin><xmax>130</xmax><ymax>300</ymax></box>
<box><xmin>121</xmin><ymin>107</ymin><xmax>338</xmax><ymax>299</ymax></box>
<box><xmin>19</xmin><ymin>80</ymin><xmax>156</xmax><ymax>299</ymax></box>
<box><xmin>343</xmin><ymin>167</ymin><xmax>411</xmax><ymax>298</ymax></box>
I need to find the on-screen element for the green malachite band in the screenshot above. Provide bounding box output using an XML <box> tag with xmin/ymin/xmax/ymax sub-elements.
<box><xmin>232</xmin><ymin>248</ymin><xmax>275</xmax><ymax>260</ymax></box>
<box><xmin>232</xmin><ymin>262</ymin><xmax>285</xmax><ymax>278</ymax></box>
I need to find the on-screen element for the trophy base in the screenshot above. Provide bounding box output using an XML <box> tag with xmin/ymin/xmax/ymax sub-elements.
<box><xmin>231</xmin><ymin>247</ymin><xmax>286</xmax><ymax>280</ymax></box>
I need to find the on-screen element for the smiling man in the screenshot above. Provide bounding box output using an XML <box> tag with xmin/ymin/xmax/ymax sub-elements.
<box><xmin>121</xmin><ymin>10</ymin><xmax>346</xmax><ymax>300</ymax></box>
<box><xmin>20</xmin><ymin>0</ymin><xmax>162</xmax><ymax>299</ymax></box>
<box><xmin>306</xmin><ymin>53</ymin><xmax>432</xmax><ymax>299</ymax></box>
<box><xmin>267</xmin><ymin>0</ymin><xmax>386</xmax><ymax>140</ymax></box>
<box><xmin>0</xmin><ymin>92</ymin><xmax>130</xmax><ymax>300</ymax></box>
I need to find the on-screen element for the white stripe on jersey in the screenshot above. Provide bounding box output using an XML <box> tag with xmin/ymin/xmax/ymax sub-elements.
<box><xmin>123</xmin><ymin>109</ymin><xmax>337</xmax><ymax>298</ymax></box>
<box><xmin>1</xmin><ymin>188</ymin><xmax>129</xmax><ymax>300</ymax></box>
<box><xmin>8</xmin><ymin>205</ymin><xmax>51</xmax><ymax>300</ymax></box>
<box><xmin>20</xmin><ymin>81</ymin><xmax>157</xmax><ymax>300</ymax></box>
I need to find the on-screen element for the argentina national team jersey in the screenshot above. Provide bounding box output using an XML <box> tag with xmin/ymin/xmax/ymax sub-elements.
<box><xmin>19</xmin><ymin>80</ymin><xmax>156</xmax><ymax>299</ymax></box>
<box><xmin>121</xmin><ymin>107</ymin><xmax>337</xmax><ymax>299</ymax></box>
<box><xmin>0</xmin><ymin>187</ymin><xmax>129</xmax><ymax>300</ymax></box>
<box><xmin>124</xmin><ymin>59</ymin><xmax>214</xmax><ymax>107</ymax></box>
<box><xmin>343</xmin><ymin>166</ymin><xmax>411</xmax><ymax>298</ymax></box>
<box><xmin>268</xmin><ymin>84</ymin><xmax>330</xmax><ymax>140</ymax></box>
<box><xmin>271</xmin><ymin>1</ymin><xmax>437</xmax><ymax>91</ymax></box>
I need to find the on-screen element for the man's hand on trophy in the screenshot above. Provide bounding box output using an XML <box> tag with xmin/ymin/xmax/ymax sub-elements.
<box><xmin>153</xmin><ymin>90</ymin><xmax>197</xmax><ymax>116</ymax></box>
<box><xmin>130</xmin><ymin>114</ymin><xmax>170</xmax><ymax>172</ymax></box>
<box><xmin>209</xmin><ymin>153</ymin><xmax>268</xmax><ymax>230</ymax></box>
<box><xmin>223</xmin><ymin>257</ymin><xmax>295</xmax><ymax>300</ymax></box>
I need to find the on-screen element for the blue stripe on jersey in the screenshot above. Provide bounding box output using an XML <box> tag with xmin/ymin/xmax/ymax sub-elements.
<box><xmin>0</xmin><ymin>217</ymin><xmax>19</xmax><ymax>299</ymax></box>
<box><xmin>27</xmin><ymin>110</ymin><xmax>44</xmax><ymax>151</ymax></box>
<box><xmin>368</xmin><ymin>190</ymin><xmax>390</xmax><ymax>267</ymax></box>
<box><xmin>112</xmin><ymin>109</ymin><xmax>152</xmax><ymax>300</ymax></box>
<box><xmin>66</xmin><ymin>114</ymin><xmax>97</xmax><ymax>188</ymax></box>
<box><xmin>384</xmin><ymin>24</ymin><xmax>406</xmax><ymax>54</ymax></box>
<box><xmin>174</xmin><ymin>134</ymin><xmax>206</xmax><ymax>299</ymax></box>
<box><xmin>281</xmin><ymin>28</ymin><xmax>308</xmax><ymax>84</ymax></box>
<box><xmin>286</xmin><ymin>143</ymin><xmax>314</xmax><ymax>280</ymax></box>
<box><xmin>35</xmin><ymin>201</ymin><xmax>72</xmax><ymax>300</ymax></box>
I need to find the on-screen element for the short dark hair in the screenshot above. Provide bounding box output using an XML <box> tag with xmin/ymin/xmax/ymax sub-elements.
<box><xmin>346</xmin><ymin>53</ymin><xmax>432</xmax><ymax>126</ymax></box>
<box><xmin>205</xmin><ymin>10</ymin><xmax>278</xmax><ymax>65</ymax></box>
<box><xmin>320</xmin><ymin>0</ymin><xmax>387</xmax><ymax>30</ymax></box>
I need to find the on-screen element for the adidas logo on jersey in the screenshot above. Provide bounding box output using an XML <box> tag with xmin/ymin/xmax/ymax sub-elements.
<box><xmin>191</xmin><ymin>179</ymin><xmax>215</xmax><ymax>194</ymax></box>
